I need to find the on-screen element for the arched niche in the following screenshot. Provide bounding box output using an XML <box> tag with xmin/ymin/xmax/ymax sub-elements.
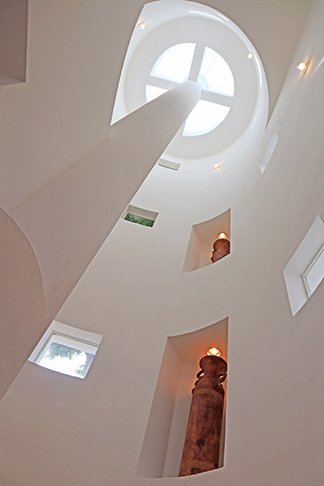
<box><xmin>137</xmin><ymin>318</ymin><xmax>228</xmax><ymax>478</ymax></box>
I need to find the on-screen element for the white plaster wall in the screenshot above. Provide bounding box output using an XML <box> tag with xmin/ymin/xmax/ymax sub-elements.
<box><xmin>0</xmin><ymin>1</ymin><xmax>323</xmax><ymax>485</ymax></box>
<box><xmin>200</xmin><ymin>0</ymin><xmax>312</xmax><ymax>115</ymax></box>
<box><xmin>11</xmin><ymin>81</ymin><xmax>200</xmax><ymax>324</ymax></box>
<box><xmin>0</xmin><ymin>0</ymin><xmax>28</xmax><ymax>81</ymax></box>
<box><xmin>0</xmin><ymin>208</ymin><xmax>45</xmax><ymax>398</ymax></box>
<box><xmin>0</xmin><ymin>0</ymin><xmax>146</xmax><ymax>210</ymax></box>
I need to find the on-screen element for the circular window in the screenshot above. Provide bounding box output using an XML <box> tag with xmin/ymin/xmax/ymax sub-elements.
<box><xmin>117</xmin><ymin>9</ymin><xmax>267</xmax><ymax>159</ymax></box>
<box><xmin>145</xmin><ymin>43</ymin><xmax>234</xmax><ymax>137</ymax></box>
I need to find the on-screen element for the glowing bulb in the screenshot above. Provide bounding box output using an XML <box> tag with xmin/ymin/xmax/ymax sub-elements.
<box><xmin>213</xmin><ymin>162</ymin><xmax>222</xmax><ymax>171</ymax></box>
<box><xmin>206</xmin><ymin>347</ymin><xmax>222</xmax><ymax>357</ymax></box>
<box><xmin>138</xmin><ymin>20</ymin><xmax>147</xmax><ymax>30</ymax></box>
<box><xmin>297</xmin><ymin>61</ymin><xmax>309</xmax><ymax>72</ymax></box>
<box><xmin>217</xmin><ymin>232</ymin><xmax>228</xmax><ymax>240</ymax></box>
<box><xmin>247</xmin><ymin>52</ymin><xmax>254</xmax><ymax>60</ymax></box>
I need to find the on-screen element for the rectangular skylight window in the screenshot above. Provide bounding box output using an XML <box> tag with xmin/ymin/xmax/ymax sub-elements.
<box><xmin>158</xmin><ymin>159</ymin><xmax>181</xmax><ymax>171</ymax></box>
<box><xmin>303</xmin><ymin>244</ymin><xmax>324</xmax><ymax>297</ymax></box>
<box><xmin>123</xmin><ymin>205</ymin><xmax>158</xmax><ymax>227</ymax></box>
<box><xmin>29</xmin><ymin>321</ymin><xmax>102</xmax><ymax>379</ymax></box>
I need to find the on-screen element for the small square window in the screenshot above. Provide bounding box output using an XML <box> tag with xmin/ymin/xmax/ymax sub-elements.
<box><xmin>122</xmin><ymin>205</ymin><xmax>158</xmax><ymax>228</ymax></box>
<box><xmin>29</xmin><ymin>322</ymin><xmax>102</xmax><ymax>379</ymax></box>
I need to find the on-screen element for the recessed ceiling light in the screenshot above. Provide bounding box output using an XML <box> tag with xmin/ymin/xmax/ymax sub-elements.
<box><xmin>247</xmin><ymin>52</ymin><xmax>254</xmax><ymax>60</ymax></box>
<box><xmin>138</xmin><ymin>20</ymin><xmax>147</xmax><ymax>30</ymax></box>
<box><xmin>297</xmin><ymin>61</ymin><xmax>309</xmax><ymax>72</ymax></box>
<box><xmin>213</xmin><ymin>162</ymin><xmax>222</xmax><ymax>171</ymax></box>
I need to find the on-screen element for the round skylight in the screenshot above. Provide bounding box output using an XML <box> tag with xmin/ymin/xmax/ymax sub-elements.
<box><xmin>117</xmin><ymin>5</ymin><xmax>267</xmax><ymax>159</ymax></box>
<box><xmin>145</xmin><ymin>43</ymin><xmax>234</xmax><ymax>137</ymax></box>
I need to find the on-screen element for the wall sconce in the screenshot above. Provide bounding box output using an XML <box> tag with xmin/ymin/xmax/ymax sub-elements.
<box><xmin>297</xmin><ymin>61</ymin><xmax>309</xmax><ymax>73</ymax></box>
<box><xmin>211</xmin><ymin>232</ymin><xmax>230</xmax><ymax>263</ymax></box>
<box><xmin>179</xmin><ymin>350</ymin><xmax>227</xmax><ymax>476</ymax></box>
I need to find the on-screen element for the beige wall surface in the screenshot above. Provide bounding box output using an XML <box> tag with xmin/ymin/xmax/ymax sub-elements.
<box><xmin>0</xmin><ymin>1</ymin><xmax>323</xmax><ymax>485</ymax></box>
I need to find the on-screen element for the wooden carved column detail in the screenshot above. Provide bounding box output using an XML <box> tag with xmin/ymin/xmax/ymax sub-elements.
<box><xmin>179</xmin><ymin>355</ymin><xmax>227</xmax><ymax>476</ymax></box>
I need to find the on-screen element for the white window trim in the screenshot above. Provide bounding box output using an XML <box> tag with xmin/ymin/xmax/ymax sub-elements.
<box><xmin>34</xmin><ymin>331</ymin><xmax>99</xmax><ymax>364</ymax></box>
<box><xmin>29</xmin><ymin>321</ymin><xmax>102</xmax><ymax>370</ymax></box>
<box><xmin>302</xmin><ymin>244</ymin><xmax>324</xmax><ymax>297</ymax></box>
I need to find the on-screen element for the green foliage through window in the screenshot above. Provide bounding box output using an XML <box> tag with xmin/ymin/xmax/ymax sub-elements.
<box><xmin>124</xmin><ymin>213</ymin><xmax>155</xmax><ymax>227</ymax></box>
<box><xmin>47</xmin><ymin>342</ymin><xmax>81</xmax><ymax>360</ymax></box>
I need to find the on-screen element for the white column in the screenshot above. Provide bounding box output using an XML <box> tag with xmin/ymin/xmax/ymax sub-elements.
<box><xmin>4</xmin><ymin>81</ymin><xmax>200</xmax><ymax>380</ymax></box>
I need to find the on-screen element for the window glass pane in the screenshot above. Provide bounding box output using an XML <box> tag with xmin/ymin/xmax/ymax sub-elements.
<box><xmin>151</xmin><ymin>43</ymin><xmax>195</xmax><ymax>83</ymax></box>
<box><xmin>183</xmin><ymin>100</ymin><xmax>230</xmax><ymax>137</ymax></box>
<box><xmin>124</xmin><ymin>213</ymin><xmax>155</xmax><ymax>227</ymax></box>
<box><xmin>198</xmin><ymin>47</ymin><xmax>234</xmax><ymax>97</ymax></box>
<box><xmin>36</xmin><ymin>332</ymin><xmax>98</xmax><ymax>379</ymax></box>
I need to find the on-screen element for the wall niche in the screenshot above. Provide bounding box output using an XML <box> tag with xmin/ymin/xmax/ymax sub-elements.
<box><xmin>137</xmin><ymin>318</ymin><xmax>228</xmax><ymax>478</ymax></box>
<box><xmin>183</xmin><ymin>209</ymin><xmax>231</xmax><ymax>272</ymax></box>
<box><xmin>0</xmin><ymin>0</ymin><xmax>28</xmax><ymax>85</ymax></box>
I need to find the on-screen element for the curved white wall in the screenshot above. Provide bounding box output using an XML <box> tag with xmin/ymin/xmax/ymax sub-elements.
<box><xmin>0</xmin><ymin>208</ymin><xmax>45</xmax><ymax>398</ymax></box>
<box><xmin>0</xmin><ymin>1</ymin><xmax>322</xmax><ymax>485</ymax></box>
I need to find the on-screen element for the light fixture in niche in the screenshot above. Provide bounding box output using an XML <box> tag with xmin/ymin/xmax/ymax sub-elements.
<box><xmin>207</xmin><ymin>346</ymin><xmax>222</xmax><ymax>357</ymax></box>
<box><xmin>183</xmin><ymin>209</ymin><xmax>231</xmax><ymax>272</ymax></box>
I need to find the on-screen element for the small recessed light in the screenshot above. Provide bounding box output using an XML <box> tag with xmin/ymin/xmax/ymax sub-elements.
<box><xmin>297</xmin><ymin>61</ymin><xmax>309</xmax><ymax>73</ymax></box>
<box><xmin>213</xmin><ymin>162</ymin><xmax>222</xmax><ymax>171</ymax></box>
<box><xmin>247</xmin><ymin>52</ymin><xmax>254</xmax><ymax>60</ymax></box>
<box><xmin>206</xmin><ymin>347</ymin><xmax>222</xmax><ymax>357</ymax></box>
<box><xmin>217</xmin><ymin>232</ymin><xmax>228</xmax><ymax>240</ymax></box>
<box><xmin>138</xmin><ymin>20</ymin><xmax>147</xmax><ymax>30</ymax></box>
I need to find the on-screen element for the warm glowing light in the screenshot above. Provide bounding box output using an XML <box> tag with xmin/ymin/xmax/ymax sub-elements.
<box><xmin>297</xmin><ymin>61</ymin><xmax>309</xmax><ymax>72</ymax></box>
<box><xmin>213</xmin><ymin>162</ymin><xmax>222</xmax><ymax>171</ymax></box>
<box><xmin>138</xmin><ymin>20</ymin><xmax>147</xmax><ymax>30</ymax></box>
<box><xmin>217</xmin><ymin>232</ymin><xmax>228</xmax><ymax>240</ymax></box>
<box><xmin>247</xmin><ymin>52</ymin><xmax>254</xmax><ymax>60</ymax></box>
<box><xmin>206</xmin><ymin>347</ymin><xmax>222</xmax><ymax>357</ymax></box>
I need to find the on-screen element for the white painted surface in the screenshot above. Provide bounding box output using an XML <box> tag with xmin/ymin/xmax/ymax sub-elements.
<box><xmin>283</xmin><ymin>215</ymin><xmax>324</xmax><ymax>315</ymax></box>
<box><xmin>0</xmin><ymin>0</ymin><xmax>27</xmax><ymax>81</ymax></box>
<box><xmin>11</xmin><ymin>81</ymin><xmax>200</xmax><ymax>324</ymax></box>
<box><xmin>0</xmin><ymin>208</ymin><xmax>45</xmax><ymax>399</ymax></box>
<box><xmin>0</xmin><ymin>1</ymin><xmax>323</xmax><ymax>485</ymax></box>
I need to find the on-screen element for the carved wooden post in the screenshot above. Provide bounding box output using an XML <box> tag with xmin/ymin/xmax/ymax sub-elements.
<box><xmin>179</xmin><ymin>355</ymin><xmax>227</xmax><ymax>476</ymax></box>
